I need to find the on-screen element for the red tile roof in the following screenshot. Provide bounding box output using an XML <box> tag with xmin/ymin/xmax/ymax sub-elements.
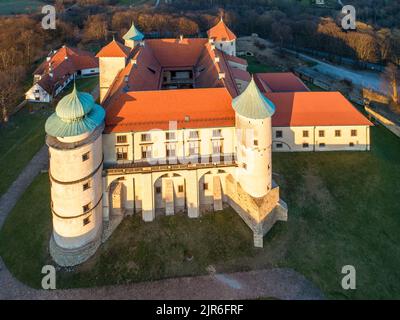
<box><xmin>266</xmin><ymin>92</ymin><xmax>373</xmax><ymax>127</ymax></box>
<box><xmin>207</xmin><ymin>19</ymin><xmax>237</xmax><ymax>41</ymax></box>
<box><xmin>231</xmin><ymin>67</ymin><xmax>251</xmax><ymax>82</ymax></box>
<box><xmin>255</xmin><ymin>72</ymin><xmax>310</xmax><ymax>93</ymax></box>
<box><xmin>34</xmin><ymin>46</ymin><xmax>98</xmax><ymax>94</ymax></box>
<box><xmin>223</xmin><ymin>54</ymin><xmax>248</xmax><ymax>66</ymax></box>
<box><xmin>104</xmin><ymin>87</ymin><xmax>234</xmax><ymax>133</ymax></box>
<box><xmin>96</xmin><ymin>40</ymin><xmax>131</xmax><ymax>58</ymax></box>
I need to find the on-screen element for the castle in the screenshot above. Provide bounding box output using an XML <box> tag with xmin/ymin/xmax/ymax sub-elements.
<box><xmin>45</xmin><ymin>19</ymin><xmax>372</xmax><ymax>266</ymax></box>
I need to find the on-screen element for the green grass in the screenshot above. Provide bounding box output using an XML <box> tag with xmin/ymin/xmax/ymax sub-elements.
<box><xmin>63</xmin><ymin>76</ymin><xmax>99</xmax><ymax>95</ymax></box>
<box><xmin>0</xmin><ymin>107</ymin><xmax>51</xmax><ymax>196</ymax></box>
<box><xmin>0</xmin><ymin>0</ymin><xmax>45</xmax><ymax>15</ymax></box>
<box><xmin>243</xmin><ymin>56</ymin><xmax>282</xmax><ymax>74</ymax></box>
<box><xmin>1</xmin><ymin>124</ymin><xmax>400</xmax><ymax>299</ymax></box>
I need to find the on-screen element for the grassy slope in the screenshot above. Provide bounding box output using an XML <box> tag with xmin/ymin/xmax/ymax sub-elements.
<box><xmin>0</xmin><ymin>108</ymin><xmax>50</xmax><ymax>196</ymax></box>
<box><xmin>1</xmin><ymin>124</ymin><xmax>400</xmax><ymax>299</ymax></box>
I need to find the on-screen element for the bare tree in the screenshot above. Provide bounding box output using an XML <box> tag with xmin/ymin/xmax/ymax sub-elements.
<box><xmin>382</xmin><ymin>63</ymin><xmax>399</xmax><ymax>105</ymax></box>
<box><xmin>0</xmin><ymin>66</ymin><xmax>25</xmax><ymax>122</ymax></box>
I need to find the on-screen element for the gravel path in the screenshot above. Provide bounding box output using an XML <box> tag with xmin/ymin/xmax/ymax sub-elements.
<box><xmin>0</xmin><ymin>146</ymin><xmax>324</xmax><ymax>300</ymax></box>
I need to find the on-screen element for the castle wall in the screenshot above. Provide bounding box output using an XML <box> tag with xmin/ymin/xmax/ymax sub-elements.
<box><xmin>99</xmin><ymin>57</ymin><xmax>126</xmax><ymax>103</ymax></box>
<box><xmin>272</xmin><ymin>125</ymin><xmax>370</xmax><ymax>152</ymax></box>
<box><xmin>215</xmin><ymin>40</ymin><xmax>236</xmax><ymax>56</ymax></box>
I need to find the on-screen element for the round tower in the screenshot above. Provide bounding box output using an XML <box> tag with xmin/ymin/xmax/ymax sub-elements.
<box><xmin>232</xmin><ymin>78</ymin><xmax>276</xmax><ymax>198</ymax></box>
<box><xmin>45</xmin><ymin>84</ymin><xmax>105</xmax><ymax>266</ymax></box>
<box><xmin>123</xmin><ymin>21</ymin><xmax>144</xmax><ymax>49</ymax></box>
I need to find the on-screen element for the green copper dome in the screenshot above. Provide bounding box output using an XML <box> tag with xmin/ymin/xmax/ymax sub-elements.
<box><xmin>45</xmin><ymin>84</ymin><xmax>105</xmax><ymax>137</ymax></box>
<box><xmin>123</xmin><ymin>22</ymin><xmax>144</xmax><ymax>41</ymax></box>
<box><xmin>232</xmin><ymin>77</ymin><xmax>275</xmax><ymax>119</ymax></box>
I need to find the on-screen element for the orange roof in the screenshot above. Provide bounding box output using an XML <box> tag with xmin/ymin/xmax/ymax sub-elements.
<box><xmin>207</xmin><ymin>19</ymin><xmax>237</xmax><ymax>41</ymax></box>
<box><xmin>146</xmin><ymin>38</ymin><xmax>208</xmax><ymax>67</ymax></box>
<box><xmin>96</xmin><ymin>40</ymin><xmax>131</xmax><ymax>58</ymax></box>
<box><xmin>266</xmin><ymin>92</ymin><xmax>373</xmax><ymax>127</ymax></box>
<box><xmin>255</xmin><ymin>73</ymin><xmax>310</xmax><ymax>93</ymax></box>
<box><xmin>105</xmin><ymin>87</ymin><xmax>234</xmax><ymax>133</ymax></box>
<box><xmin>34</xmin><ymin>46</ymin><xmax>98</xmax><ymax>93</ymax></box>
<box><xmin>223</xmin><ymin>53</ymin><xmax>248</xmax><ymax>66</ymax></box>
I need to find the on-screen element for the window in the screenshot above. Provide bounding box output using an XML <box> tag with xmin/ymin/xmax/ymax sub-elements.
<box><xmin>83</xmin><ymin>181</ymin><xmax>91</xmax><ymax>191</ymax></box>
<box><xmin>335</xmin><ymin>130</ymin><xmax>341</xmax><ymax>137</ymax></box>
<box><xmin>83</xmin><ymin>216</ymin><xmax>91</xmax><ymax>226</ymax></box>
<box><xmin>351</xmin><ymin>130</ymin><xmax>358</xmax><ymax>137</ymax></box>
<box><xmin>276</xmin><ymin>143</ymin><xmax>283</xmax><ymax>149</ymax></box>
<box><xmin>141</xmin><ymin>145</ymin><xmax>152</xmax><ymax>159</ymax></box>
<box><xmin>189</xmin><ymin>141</ymin><xmax>200</xmax><ymax>156</ymax></box>
<box><xmin>276</xmin><ymin>131</ymin><xmax>283</xmax><ymax>138</ymax></box>
<box><xmin>166</xmin><ymin>132</ymin><xmax>176</xmax><ymax>140</ymax></box>
<box><xmin>254</xmin><ymin>140</ymin><xmax>258</xmax><ymax>146</ymax></box>
<box><xmin>117</xmin><ymin>135</ymin><xmax>127</xmax><ymax>144</ymax></box>
<box><xmin>212</xmin><ymin>140</ymin><xmax>223</xmax><ymax>154</ymax></box>
<box><xmin>303</xmin><ymin>130</ymin><xmax>309</xmax><ymax>138</ymax></box>
<box><xmin>116</xmin><ymin>147</ymin><xmax>128</xmax><ymax>160</ymax></box>
<box><xmin>303</xmin><ymin>143</ymin><xmax>309</xmax><ymax>148</ymax></box>
<box><xmin>166</xmin><ymin>143</ymin><xmax>176</xmax><ymax>157</ymax></box>
<box><xmin>212</xmin><ymin>129</ymin><xmax>222</xmax><ymax>138</ymax></box>
<box><xmin>82</xmin><ymin>152</ymin><xmax>90</xmax><ymax>162</ymax></box>
<box><xmin>156</xmin><ymin>186</ymin><xmax>161</xmax><ymax>194</ymax></box>
<box><xmin>319</xmin><ymin>143</ymin><xmax>326</xmax><ymax>148</ymax></box>
<box><xmin>141</xmin><ymin>133</ymin><xmax>151</xmax><ymax>142</ymax></box>
<box><xmin>83</xmin><ymin>203</ymin><xmax>91</xmax><ymax>213</ymax></box>
<box><xmin>349</xmin><ymin>142</ymin><xmax>355</xmax><ymax>147</ymax></box>
<box><xmin>319</xmin><ymin>130</ymin><xmax>325</xmax><ymax>137</ymax></box>
<box><xmin>189</xmin><ymin>130</ymin><xmax>199</xmax><ymax>139</ymax></box>
<box><xmin>203</xmin><ymin>183</ymin><xmax>208</xmax><ymax>190</ymax></box>
<box><xmin>178</xmin><ymin>185</ymin><xmax>184</xmax><ymax>193</ymax></box>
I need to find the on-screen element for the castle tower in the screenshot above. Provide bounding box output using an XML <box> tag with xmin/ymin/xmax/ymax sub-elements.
<box><xmin>123</xmin><ymin>22</ymin><xmax>144</xmax><ymax>49</ymax></box>
<box><xmin>207</xmin><ymin>17</ymin><xmax>237</xmax><ymax>56</ymax></box>
<box><xmin>96</xmin><ymin>39</ymin><xmax>131</xmax><ymax>103</ymax></box>
<box><xmin>45</xmin><ymin>84</ymin><xmax>106</xmax><ymax>266</ymax></box>
<box><xmin>232</xmin><ymin>77</ymin><xmax>276</xmax><ymax>198</ymax></box>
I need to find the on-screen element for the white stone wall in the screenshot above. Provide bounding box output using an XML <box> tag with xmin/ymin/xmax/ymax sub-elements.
<box><xmin>25</xmin><ymin>83</ymin><xmax>51</xmax><ymax>102</ymax></box>
<box><xmin>215</xmin><ymin>40</ymin><xmax>236</xmax><ymax>56</ymax></box>
<box><xmin>272</xmin><ymin>125</ymin><xmax>371</xmax><ymax>152</ymax></box>
<box><xmin>99</xmin><ymin>57</ymin><xmax>126</xmax><ymax>102</ymax></box>
<box><xmin>235</xmin><ymin>114</ymin><xmax>272</xmax><ymax>198</ymax></box>
<box><xmin>49</xmin><ymin>132</ymin><xmax>103</xmax><ymax>250</ymax></box>
<box><xmin>103</xmin><ymin>126</ymin><xmax>236</xmax><ymax>165</ymax></box>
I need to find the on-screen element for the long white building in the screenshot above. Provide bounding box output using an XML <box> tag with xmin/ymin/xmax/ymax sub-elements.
<box><xmin>45</xmin><ymin>20</ymin><xmax>372</xmax><ymax>266</ymax></box>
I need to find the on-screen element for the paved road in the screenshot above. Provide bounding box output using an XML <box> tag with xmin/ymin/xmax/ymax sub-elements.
<box><xmin>0</xmin><ymin>146</ymin><xmax>324</xmax><ymax>300</ymax></box>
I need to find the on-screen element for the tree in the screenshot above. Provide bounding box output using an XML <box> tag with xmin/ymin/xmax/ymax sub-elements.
<box><xmin>82</xmin><ymin>14</ymin><xmax>108</xmax><ymax>43</ymax></box>
<box><xmin>0</xmin><ymin>66</ymin><xmax>25</xmax><ymax>122</ymax></box>
<box><xmin>382</xmin><ymin>63</ymin><xmax>399</xmax><ymax>105</ymax></box>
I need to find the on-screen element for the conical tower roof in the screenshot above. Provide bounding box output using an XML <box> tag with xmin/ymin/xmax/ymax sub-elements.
<box><xmin>45</xmin><ymin>83</ymin><xmax>105</xmax><ymax>137</ymax></box>
<box><xmin>123</xmin><ymin>22</ymin><xmax>144</xmax><ymax>41</ymax></box>
<box><xmin>232</xmin><ymin>77</ymin><xmax>275</xmax><ymax>119</ymax></box>
<box><xmin>207</xmin><ymin>17</ymin><xmax>237</xmax><ymax>41</ymax></box>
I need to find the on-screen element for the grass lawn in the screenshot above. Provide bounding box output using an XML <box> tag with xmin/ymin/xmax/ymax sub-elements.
<box><xmin>243</xmin><ymin>56</ymin><xmax>283</xmax><ymax>74</ymax></box>
<box><xmin>0</xmin><ymin>107</ymin><xmax>51</xmax><ymax>196</ymax></box>
<box><xmin>1</xmin><ymin>124</ymin><xmax>400</xmax><ymax>299</ymax></box>
<box><xmin>62</xmin><ymin>76</ymin><xmax>99</xmax><ymax>95</ymax></box>
<box><xmin>0</xmin><ymin>0</ymin><xmax>44</xmax><ymax>15</ymax></box>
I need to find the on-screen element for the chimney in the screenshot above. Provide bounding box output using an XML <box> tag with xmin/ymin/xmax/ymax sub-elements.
<box><xmin>46</xmin><ymin>57</ymin><xmax>51</xmax><ymax>62</ymax></box>
<box><xmin>208</xmin><ymin>38</ymin><xmax>214</xmax><ymax>44</ymax></box>
<box><xmin>218</xmin><ymin>72</ymin><xmax>225</xmax><ymax>80</ymax></box>
<box><xmin>214</xmin><ymin>56</ymin><xmax>220</xmax><ymax>63</ymax></box>
<box><xmin>211</xmin><ymin>44</ymin><xmax>216</xmax><ymax>51</ymax></box>
<box><xmin>65</xmin><ymin>56</ymin><xmax>69</xmax><ymax>60</ymax></box>
<box><xmin>179</xmin><ymin>35</ymin><xmax>184</xmax><ymax>42</ymax></box>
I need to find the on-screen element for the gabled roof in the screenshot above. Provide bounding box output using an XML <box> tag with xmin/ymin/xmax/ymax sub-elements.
<box><xmin>96</xmin><ymin>39</ymin><xmax>131</xmax><ymax>58</ymax></box>
<box><xmin>255</xmin><ymin>72</ymin><xmax>310</xmax><ymax>93</ymax></box>
<box><xmin>33</xmin><ymin>46</ymin><xmax>98</xmax><ymax>94</ymax></box>
<box><xmin>266</xmin><ymin>91</ymin><xmax>373</xmax><ymax>127</ymax></box>
<box><xmin>123</xmin><ymin>22</ymin><xmax>144</xmax><ymax>41</ymax></box>
<box><xmin>207</xmin><ymin>18</ymin><xmax>237</xmax><ymax>42</ymax></box>
<box><xmin>104</xmin><ymin>87</ymin><xmax>234</xmax><ymax>133</ymax></box>
<box><xmin>232</xmin><ymin>78</ymin><xmax>275</xmax><ymax>119</ymax></box>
